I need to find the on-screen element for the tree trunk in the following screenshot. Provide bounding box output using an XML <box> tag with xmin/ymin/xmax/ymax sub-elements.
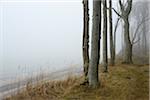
<box><xmin>123</xmin><ymin>18</ymin><xmax>133</xmax><ymax>64</ymax></box>
<box><xmin>103</xmin><ymin>0</ymin><xmax>108</xmax><ymax>72</ymax></box>
<box><xmin>109</xmin><ymin>0</ymin><xmax>114</xmax><ymax>66</ymax></box>
<box><xmin>113</xmin><ymin>18</ymin><xmax>120</xmax><ymax>64</ymax></box>
<box><xmin>88</xmin><ymin>0</ymin><xmax>101</xmax><ymax>88</ymax></box>
<box><xmin>142</xmin><ymin>21</ymin><xmax>147</xmax><ymax>56</ymax></box>
<box><xmin>118</xmin><ymin>0</ymin><xmax>133</xmax><ymax>64</ymax></box>
<box><xmin>82</xmin><ymin>0</ymin><xmax>89</xmax><ymax>82</ymax></box>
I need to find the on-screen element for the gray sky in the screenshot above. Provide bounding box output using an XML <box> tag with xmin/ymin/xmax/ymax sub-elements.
<box><xmin>0</xmin><ymin>1</ymin><xmax>84</xmax><ymax>75</ymax></box>
<box><xmin>0</xmin><ymin>0</ymin><xmax>123</xmax><ymax>77</ymax></box>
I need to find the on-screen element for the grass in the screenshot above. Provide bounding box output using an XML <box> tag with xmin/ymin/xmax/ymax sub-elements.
<box><xmin>4</xmin><ymin>64</ymin><xmax>149</xmax><ymax>100</ymax></box>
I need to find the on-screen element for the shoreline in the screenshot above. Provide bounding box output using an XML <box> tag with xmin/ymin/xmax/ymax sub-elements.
<box><xmin>0</xmin><ymin>66</ymin><xmax>82</xmax><ymax>99</ymax></box>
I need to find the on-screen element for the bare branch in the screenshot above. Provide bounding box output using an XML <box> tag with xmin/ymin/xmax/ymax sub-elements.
<box><xmin>112</xmin><ymin>8</ymin><xmax>122</xmax><ymax>17</ymax></box>
<box><xmin>131</xmin><ymin>17</ymin><xmax>150</xmax><ymax>44</ymax></box>
<box><xmin>114</xmin><ymin>17</ymin><xmax>120</xmax><ymax>37</ymax></box>
<box><xmin>132</xmin><ymin>38</ymin><xmax>140</xmax><ymax>45</ymax></box>
<box><xmin>106</xmin><ymin>7</ymin><xmax>122</xmax><ymax>17</ymax></box>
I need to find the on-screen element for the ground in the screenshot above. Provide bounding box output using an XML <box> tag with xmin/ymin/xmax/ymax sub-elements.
<box><xmin>4</xmin><ymin>64</ymin><xmax>149</xmax><ymax>100</ymax></box>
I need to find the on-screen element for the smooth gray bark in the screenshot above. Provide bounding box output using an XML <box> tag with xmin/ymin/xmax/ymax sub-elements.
<box><xmin>88</xmin><ymin>0</ymin><xmax>101</xmax><ymax>88</ymax></box>
<box><xmin>123</xmin><ymin>18</ymin><xmax>133</xmax><ymax>63</ymax></box>
<box><xmin>113</xmin><ymin>18</ymin><xmax>120</xmax><ymax>62</ymax></box>
<box><xmin>82</xmin><ymin>0</ymin><xmax>89</xmax><ymax>82</ymax></box>
<box><xmin>119</xmin><ymin>0</ymin><xmax>133</xmax><ymax>64</ymax></box>
<box><xmin>103</xmin><ymin>0</ymin><xmax>108</xmax><ymax>72</ymax></box>
<box><xmin>109</xmin><ymin>0</ymin><xmax>114</xmax><ymax>66</ymax></box>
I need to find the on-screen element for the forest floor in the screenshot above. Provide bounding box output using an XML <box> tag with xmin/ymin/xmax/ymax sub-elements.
<box><xmin>4</xmin><ymin>64</ymin><xmax>149</xmax><ymax>100</ymax></box>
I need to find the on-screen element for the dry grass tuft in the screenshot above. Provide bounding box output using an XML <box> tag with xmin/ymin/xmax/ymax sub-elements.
<box><xmin>4</xmin><ymin>64</ymin><xmax>149</xmax><ymax>100</ymax></box>
<box><xmin>4</xmin><ymin>75</ymin><xmax>82</xmax><ymax>100</ymax></box>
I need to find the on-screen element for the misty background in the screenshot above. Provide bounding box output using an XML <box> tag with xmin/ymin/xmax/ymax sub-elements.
<box><xmin>0</xmin><ymin>0</ymin><xmax>149</xmax><ymax>86</ymax></box>
<box><xmin>0</xmin><ymin>1</ymin><xmax>84</xmax><ymax>83</ymax></box>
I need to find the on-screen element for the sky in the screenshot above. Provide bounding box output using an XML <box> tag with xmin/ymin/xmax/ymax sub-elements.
<box><xmin>0</xmin><ymin>0</ymin><xmax>124</xmax><ymax>79</ymax></box>
<box><xmin>0</xmin><ymin>1</ymin><xmax>84</xmax><ymax>76</ymax></box>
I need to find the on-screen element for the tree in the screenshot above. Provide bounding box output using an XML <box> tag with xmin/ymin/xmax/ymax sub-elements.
<box><xmin>113</xmin><ymin>17</ymin><xmax>120</xmax><ymax>62</ymax></box>
<box><xmin>109</xmin><ymin>2</ymin><xmax>121</xmax><ymax>65</ymax></box>
<box><xmin>88</xmin><ymin>0</ymin><xmax>101</xmax><ymax>88</ymax></box>
<box><xmin>108</xmin><ymin>0</ymin><xmax>115</xmax><ymax>66</ymax></box>
<box><xmin>103</xmin><ymin>0</ymin><xmax>108</xmax><ymax>72</ymax></box>
<box><xmin>82</xmin><ymin>0</ymin><xmax>89</xmax><ymax>83</ymax></box>
<box><xmin>130</xmin><ymin>1</ymin><xmax>150</xmax><ymax>57</ymax></box>
<box><xmin>118</xmin><ymin>0</ymin><xmax>133</xmax><ymax>64</ymax></box>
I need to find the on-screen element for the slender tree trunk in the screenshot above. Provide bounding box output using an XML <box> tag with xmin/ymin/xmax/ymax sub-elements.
<box><xmin>82</xmin><ymin>0</ymin><xmax>89</xmax><ymax>82</ymax></box>
<box><xmin>103</xmin><ymin>0</ymin><xmax>108</xmax><ymax>72</ymax></box>
<box><xmin>142</xmin><ymin>22</ymin><xmax>147</xmax><ymax>56</ymax></box>
<box><xmin>88</xmin><ymin>0</ymin><xmax>101</xmax><ymax>88</ymax></box>
<box><xmin>113</xmin><ymin>18</ymin><xmax>120</xmax><ymax>63</ymax></box>
<box><xmin>123</xmin><ymin>18</ymin><xmax>133</xmax><ymax>64</ymax></box>
<box><xmin>109</xmin><ymin>0</ymin><xmax>114</xmax><ymax>66</ymax></box>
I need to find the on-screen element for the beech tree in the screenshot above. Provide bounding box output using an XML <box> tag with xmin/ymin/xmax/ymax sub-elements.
<box><xmin>109</xmin><ymin>0</ymin><xmax>115</xmax><ymax>66</ymax></box>
<box><xmin>88</xmin><ymin>0</ymin><xmax>101</xmax><ymax>87</ymax></box>
<box><xmin>114</xmin><ymin>0</ymin><xmax>133</xmax><ymax>64</ymax></box>
<box><xmin>82</xmin><ymin>0</ymin><xmax>89</xmax><ymax>83</ymax></box>
<box><xmin>120</xmin><ymin>0</ymin><xmax>133</xmax><ymax>64</ymax></box>
<box><xmin>113</xmin><ymin>17</ymin><xmax>120</xmax><ymax>62</ymax></box>
<box><xmin>103</xmin><ymin>0</ymin><xmax>108</xmax><ymax>72</ymax></box>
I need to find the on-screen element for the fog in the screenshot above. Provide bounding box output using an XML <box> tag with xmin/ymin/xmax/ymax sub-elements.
<box><xmin>0</xmin><ymin>0</ymin><xmax>133</xmax><ymax>80</ymax></box>
<box><xmin>0</xmin><ymin>1</ymin><xmax>84</xmax><ymax>79</ymax></box>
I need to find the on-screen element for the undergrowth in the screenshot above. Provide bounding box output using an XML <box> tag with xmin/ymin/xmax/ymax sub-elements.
<box><xmin>4</xmin><ymin>64</ymin><xmax>149</xmax><ymax>100</ymax></box>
